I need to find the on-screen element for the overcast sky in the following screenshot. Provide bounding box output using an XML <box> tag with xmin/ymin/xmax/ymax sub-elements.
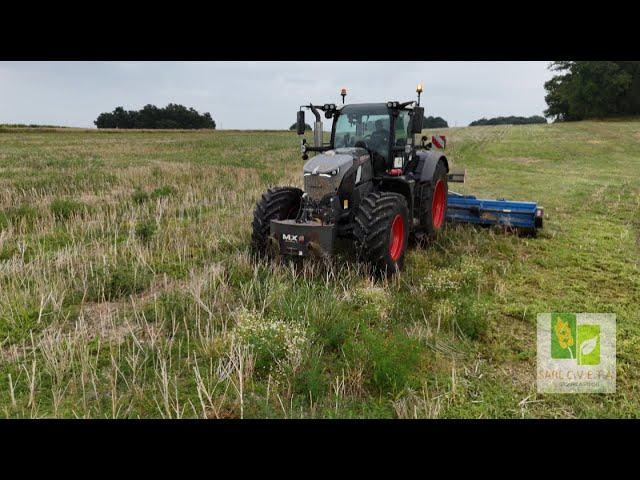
<box><xmin>0</xmin><ymin>62</ymin><xmax>554</xmax><ymax>128</ymax></box>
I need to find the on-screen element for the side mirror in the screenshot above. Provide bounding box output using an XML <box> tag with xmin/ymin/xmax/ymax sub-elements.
<box><xmin>296</xmin><ymin>111</ymin><xmax>306</xmax><ymax>135</ymax></box>
<box><xmin>411</xmin><ymin>107</ymin><xmax>424</xmax><ymax>134</ymax></box>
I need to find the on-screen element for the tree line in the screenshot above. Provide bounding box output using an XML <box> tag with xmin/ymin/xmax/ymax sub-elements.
<box><xmin>95</xmin><ymin>104</ymin><xmax>216</xmax><ymax>129</ymax></box>
<box><xmin>0</xmin><ymin>124</ymin><xmax>69</xmax><ymax>128</ymax></box>
<box><xmin>289</xmin><ymin>123</ymin><xmax>312</xmax><ymax>131</ymax></box>
<box><xmin>544</xmin><ymin>61</ymin><xmax>640</xmax><ymax>121</ymax></box>
<box><xmin>422</xmin><ymin>116</ymin><xmax>448</xmax><ymax>128</ymax></box>
<box><xmin>469</xmin><ymin>115</ymin><xmax>547</xmax><ymax>126</ymax></box>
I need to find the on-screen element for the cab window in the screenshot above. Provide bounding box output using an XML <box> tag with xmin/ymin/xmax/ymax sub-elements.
<box><xmin>394</xmin><ymin>111</ymin><xmax>410</xmax><ymax>147</ymax></box>
<box><xmin>334</xmin><ymin>112</ymin><xmax>391</xmax><ymax>160</ymax></box>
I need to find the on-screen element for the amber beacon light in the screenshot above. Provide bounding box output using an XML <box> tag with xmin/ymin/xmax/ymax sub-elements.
<box><xmin>416</xmin><ymin>83</ymin><xmax>423</xmax><ymax>105</ymax></box>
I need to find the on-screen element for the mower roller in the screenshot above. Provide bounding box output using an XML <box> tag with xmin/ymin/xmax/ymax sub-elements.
<box><xmin>252</xmin><ymin>85</ymin><xmax>543</xmax><ymax>276</ymax></box>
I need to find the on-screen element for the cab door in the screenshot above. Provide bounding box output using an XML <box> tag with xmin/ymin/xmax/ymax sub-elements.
<box><xmin>391</xmin><ymin>110</ymin><xmax>411</xmax><ymax>171</ymax></box>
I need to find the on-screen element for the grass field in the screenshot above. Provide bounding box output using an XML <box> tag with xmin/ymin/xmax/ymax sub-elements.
<box><xmin>0</xmin><ymin>121</ymin><xmax>638</xmax><ymax>418</ymax></box>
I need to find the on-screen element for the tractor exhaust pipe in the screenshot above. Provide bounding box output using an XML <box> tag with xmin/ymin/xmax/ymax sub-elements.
<box><xmin>309</xmin><ymin>104</ymin><xmax>323</xmax><ymax>148</ymax></box>
<box><xmin>314</xmin><ymin>121</ymin><xmax>323</xmax><ymax>148</ymax></box>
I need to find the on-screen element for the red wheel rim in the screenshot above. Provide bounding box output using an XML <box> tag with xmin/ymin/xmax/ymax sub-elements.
<box><xmin>389</xmin><ymin>214</ymin><xmax>405</xmax><ymax>261</ymax></box>
<box><xmin>432</xmin><ymin>180</ymin><xmax>446</xmax><ymax>229</ymax></box>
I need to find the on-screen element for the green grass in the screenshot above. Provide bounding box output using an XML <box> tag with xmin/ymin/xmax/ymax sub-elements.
<box><xmin>0</xmin><ymin>123</ymin><xmax>638</xmax><ymax>418</ymax></box>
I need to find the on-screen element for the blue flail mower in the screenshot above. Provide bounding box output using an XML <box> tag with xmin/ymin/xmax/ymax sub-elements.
<box><xmin>446</xmin><ymin>191</ymin><xmax>544</xmax><ymax>231</ymax></box>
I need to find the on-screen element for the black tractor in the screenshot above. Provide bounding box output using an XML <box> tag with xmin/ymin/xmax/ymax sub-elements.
<box><xmin>252</xmin><ymin>85</ymin><xmax>449</xmax><ymax>276</ymax></box>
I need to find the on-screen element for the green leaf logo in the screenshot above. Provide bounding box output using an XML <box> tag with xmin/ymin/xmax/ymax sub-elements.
<box><xmin>577</xmin><ymin>325</ymin><xmax>600</xmax><ymax>365</ymax></box>
<box><xmin>580</xmin><ymin>335</ymin><xmax>598</xmax><ymax>356</ymax></box>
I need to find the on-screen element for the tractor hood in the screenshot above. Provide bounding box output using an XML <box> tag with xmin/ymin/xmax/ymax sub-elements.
<box><xmin>302</xmin><ymin>148</ymin><xmax>368</xmax><ymax>201</ymax></box>
<box><xmin>302</xmin><ymin>147</ymin><xmax>365</xmax><ymax>176</ymax></box>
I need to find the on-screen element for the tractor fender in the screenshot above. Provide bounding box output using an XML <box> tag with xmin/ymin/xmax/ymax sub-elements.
<box><xmin>378</xmin><ymin>177</ymin><xmax>414</xmax><ymax>215</ymax></box>
<box><xmin>416</xmin><ymin>150</ymin><xmax>449</xmax><ymax>182</ymax></box>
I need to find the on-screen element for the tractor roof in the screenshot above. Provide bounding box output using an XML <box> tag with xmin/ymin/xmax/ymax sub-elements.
<box><xmin>340</xmin><ymin>103</ymin><xmax>390</xmax><ymax>115</ymax></box>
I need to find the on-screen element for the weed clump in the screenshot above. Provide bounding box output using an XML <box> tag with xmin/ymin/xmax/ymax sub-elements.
<box><xmin>107</xmin><ymin>265</ymin><xmax>152</xmax><ymax>299</ymax></box>
<box><xmin>50</xmin><ymin>198</ymin><xmax>86</xmax><ymax>220</ymax></box>
<box><xmin>346</xmin><ymin>328</ymin><xmax>421</xmax><ymax>395</ymax></box>
<box><xmin>0</xmin><ymin>205</ymin><xmax>39</xmax><ymax>230</ymax></box>
<box><xmin>87</xmin><ymin>264</ymin><xmax>153</xmax><ymax>301</ymax></box>
<box><xmin>131</xmin><ymin>188</ymin><xmax>149</xmax><ymax>204</ymax></box>
<box><xmin>151</xmin><ymin>185</ymin><xmax>175</xmax><ymax>199</ymax></box>
<box><xmin>141</xmin><ymin>291</ymin><xmax>192</xmax><ymax>324</ymax></box>
<box><xmin>313</xmin><ymin>310</ymin><xmax>352</xmax><ymax>351</ymax></box>
<box><xmin>352</xmin><ymin>285</ymin><xmax>392</xmax><ymax>323</ymax></box>
<box><xmin>135</xmin><ymin>218</ymin><xmax>157</xmax><ymax>243</ymax></box>
<box><xmin>0</xmin><ymin>305</ymin><xmax>55</xmax><ymax>345</ymax></box>
<box><xmin>292</xmin><ymin>352</ymin><xmax>327</xmax><ymax>401</ymax></box>
<box><xmin>232</xmin><ymin>308</ymin><xmax>308</xmax><ymax>378</ymax></box>
<box><xmin>131</xmin><ymin>186</ymin><xmax>175</xmax><ymax>205</ymax></box>
<box><xmin>454</xmin><ymin>299</ymin><xmax>488</xmax><ymax>340</ymax></box>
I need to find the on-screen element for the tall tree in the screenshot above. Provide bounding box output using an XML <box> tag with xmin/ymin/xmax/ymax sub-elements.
<box><xmin>544</xmin><ymin>61</ymin><xmax>637</xmax><ymax>121</ymax></box>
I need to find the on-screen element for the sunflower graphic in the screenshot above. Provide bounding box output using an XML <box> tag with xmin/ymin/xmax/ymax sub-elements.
<box><xmin>551</xmin><ymin>314</ymin><xmax>576</xmax><ymax>359</ymax></box>
<box><xmin>555</xmin><ymin>319</ymin><xmax>574</xmax><ymax>349</ymax></box>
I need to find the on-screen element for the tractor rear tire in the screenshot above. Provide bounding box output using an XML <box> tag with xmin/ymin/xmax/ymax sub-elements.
<box><xmin>415</xmin><ymin>159</ymin><xmax>448</xmax><ymax>242</ymax></box>
<box><xmin>353</xmin><ymin>191</ymin><xmax>409</xmax><ymax>276</ymax></box>
<box><xmin>251</xmin><ymin>187</ymin><xmax>302</xmax><ymax>257</ymax></box>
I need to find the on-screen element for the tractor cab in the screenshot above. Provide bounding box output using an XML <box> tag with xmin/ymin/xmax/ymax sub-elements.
<box><xmin>331</xmin><ymin>103</ymin><xmax>415</xmax><ymax>174</ymax></box>
<box><xmin>298</xmin><ymin>100</ymin><xmax>424</xmax><ymax>178</ymax></box>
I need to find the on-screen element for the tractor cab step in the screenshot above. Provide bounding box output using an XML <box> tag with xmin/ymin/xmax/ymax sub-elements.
<box><xmin>448</xmin><ymin>169</ymin><xmax>466</xmax><ymax>183</ymax></box>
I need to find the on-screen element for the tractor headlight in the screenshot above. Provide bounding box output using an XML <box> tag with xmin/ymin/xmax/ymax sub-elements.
<box><xmin>319</xmin><ymin>168</ymin><xmax>339</xmax><ymax>178</ymax></box>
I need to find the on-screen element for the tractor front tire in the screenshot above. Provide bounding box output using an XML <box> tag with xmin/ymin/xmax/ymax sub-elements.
<box><xmin>353</xmin><ymin>191</ymin><xmax>409</xmax><ymax>276</ymax></box>
<box><xmin>251</xmin><ymin>187</ymin><xmax>302</xmax><ymax>257</ymax></box>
